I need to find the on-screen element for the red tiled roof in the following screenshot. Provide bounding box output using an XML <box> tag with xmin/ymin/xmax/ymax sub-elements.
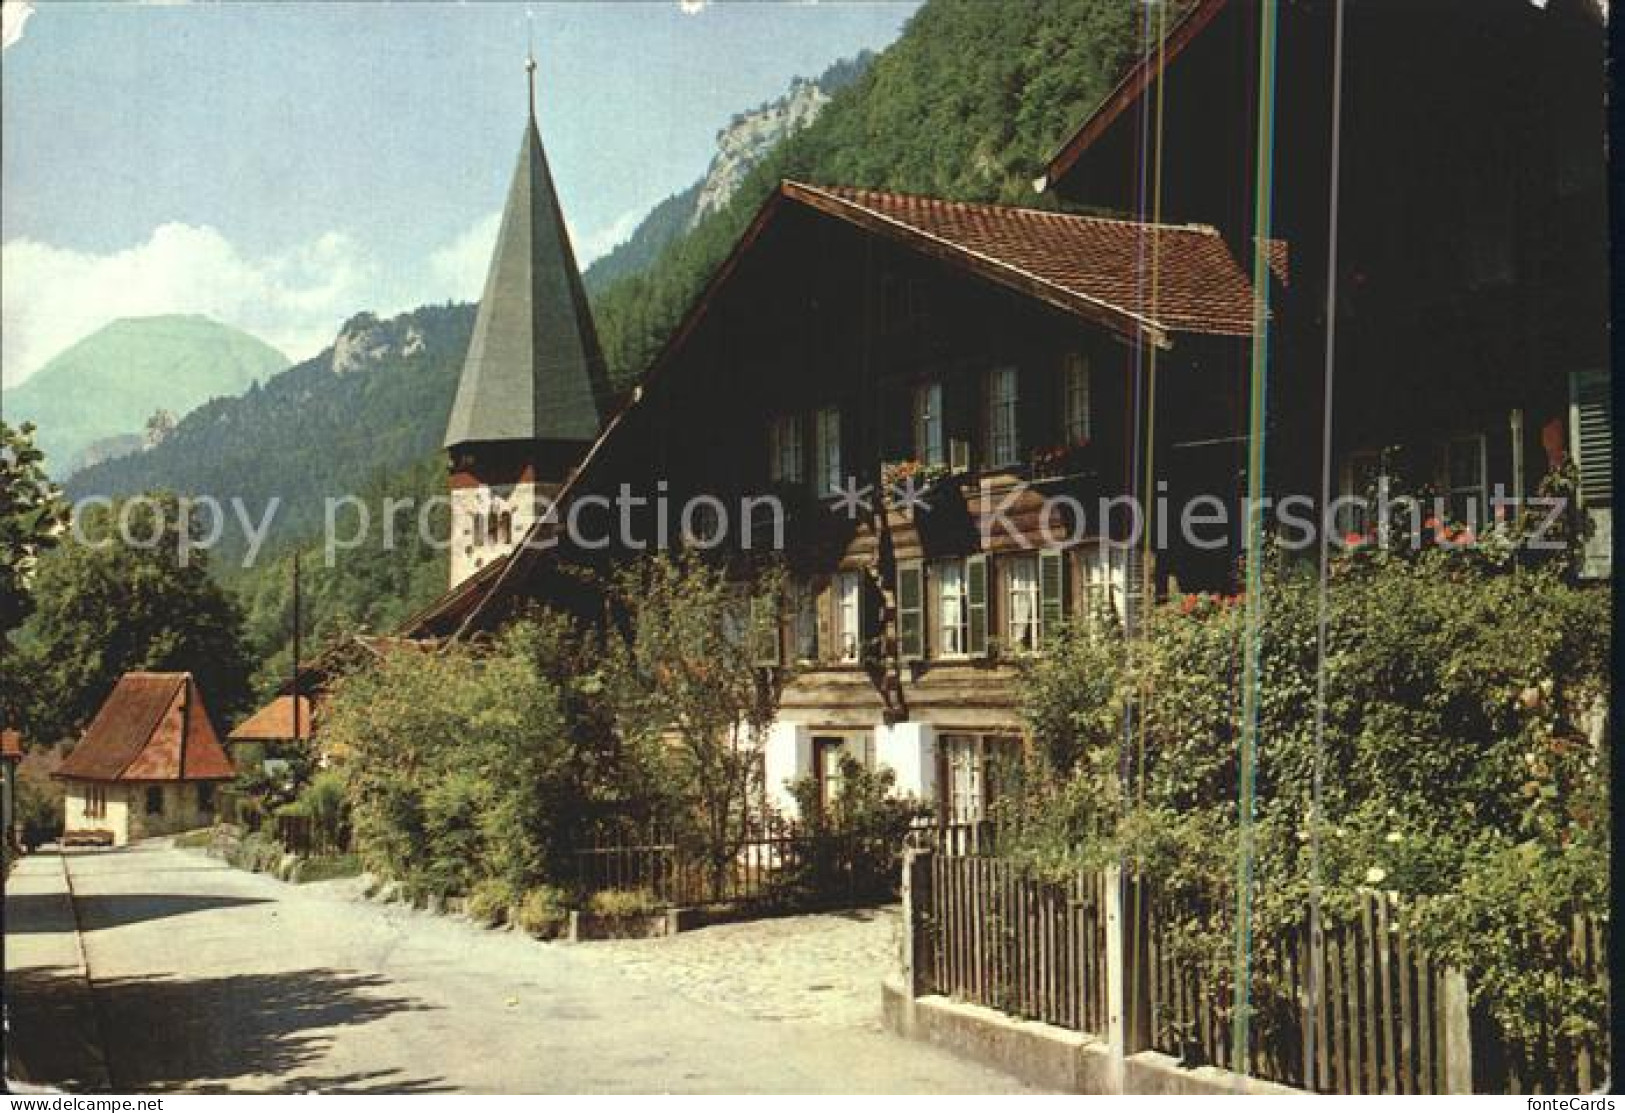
<box><xmin>786</xmin><ymin>182</ymin><xmax>1264</xmax><ymax>345</ymax></box>
<box><xmin>56</xmin><ymin>672</ymin><xmax>235</xmax><ymax>783</ymax></box>
<box><xmin>228</xmin><ymin>694</ymin><xmax>315</xmax><ymax>742</ymax></box>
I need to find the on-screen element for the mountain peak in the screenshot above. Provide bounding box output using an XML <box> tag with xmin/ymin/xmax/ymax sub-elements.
<box><xmin>7</xmin><ymin>316</ymin><xmax>290</xmax><ymax>477</ymax></box>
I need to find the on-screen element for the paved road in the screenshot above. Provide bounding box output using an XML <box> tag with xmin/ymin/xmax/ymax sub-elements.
<box><xmin>5</xmin><ymin>843</ymin><xmax>1034</xmax><ymax>1094</ymax></box>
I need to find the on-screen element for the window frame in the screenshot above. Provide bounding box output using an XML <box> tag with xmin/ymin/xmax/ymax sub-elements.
<box><xmin>814</xmin><ymin>406</ymin><xmax>842</xmax><ymax>496</ymax></box>
<box><xmin>935</xmin><ymin>559</ymin><xmax>969</xmax><ymax>658</ymax></box>
<box><xmin>1004</xmin><ymin>553</ymin><xmax>1041</xmax><ymax>654</ymax></box>
<box><xmin>1062</xmin><ymin>352</ymin><xmax>1092</xmax><ymax>446</ymax></box>
<box><xmin>985</xmin><ymin>366</ymin><xmax>1020</xmax><ymax>467</ymax></box>
<box><xmin>834</xmin><ymin>571</ymin><xmax>863</xmax><ymax>663</ymax></box>
<box><xmin>768</xmin><ymin>414</ymin><xmax>805</xmax><ymax>485</ymax></box>
<box><xmin>1440</xmin><ymin>433</ymin><xmax>1488</xmax><ymax>527</ymax></box>
<box><xmin>913</xmin><ymin>381</ymin><xmax>945</xmax><ymax>467</ymax></box>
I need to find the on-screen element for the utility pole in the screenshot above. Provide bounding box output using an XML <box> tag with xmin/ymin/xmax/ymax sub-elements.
<box><xmin>291</xmin><ymin>550</ymin><xmax>302</xmax><ymax>743</ymax></box>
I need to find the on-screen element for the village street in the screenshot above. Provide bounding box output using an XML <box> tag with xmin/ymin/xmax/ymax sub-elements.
<box><xmin>4</xmin><ymin>842</ymin><xmax>1034</xmax><ymax>1094</ymax></box>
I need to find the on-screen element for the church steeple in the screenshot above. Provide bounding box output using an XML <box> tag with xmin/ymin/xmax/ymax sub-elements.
<box><xmin>444</xmin><ymin>53</ymin><xmax>610</xmax><ymax>454</ymax></box>
<box><xmin>444</xmin><ymin>51</ymin><xmax>611</xmax><ymax>587</ymax></box>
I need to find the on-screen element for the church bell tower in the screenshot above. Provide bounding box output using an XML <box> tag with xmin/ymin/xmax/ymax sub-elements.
<box><xmin>444</xmin><ymin>51</ymin><xmax>612</xmax><ymax>588</ymax></box>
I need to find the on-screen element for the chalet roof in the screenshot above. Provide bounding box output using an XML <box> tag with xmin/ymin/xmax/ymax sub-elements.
<box><xmin>228</xmin><ymin>694</ymin><xmax>314</xmax><ymax>743</ymax></box>
<box><xmin>397</xmin><ymin>180</ymin><xmax>1270</xmax><ymax>640</ymax></box>
<box><xmin>443</xmin><ymin>110</ymin><xmax>612</xmax><ymax>452</ymax></box>
<box><xmin>788</xmin><ymin>182</ymin><xmax>1265</xmax><ymax>344</ymax></box>
<box><xmin>55</xmin><ymin>673</ymin><xmax>235</xmax><ymax>783</ymax></box>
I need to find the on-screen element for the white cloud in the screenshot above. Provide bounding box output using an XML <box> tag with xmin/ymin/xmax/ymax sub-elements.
<box><xmin>427</xmin><ymin>211</ymin><xmax>503</xmax><ymax>303</ymax></box>
<box><xmin>2</xmin><ymin>1</ymin><xmax>35</xmax><ymax>51</ymax></box>
<box><xmin>567</xmin><ymin>207</ymin><xmax>644</xmax><ymax>268</ymax></box>
<box><xmin>1</xmin><ymin>224</ymin><xmax>374</xmax><ymax>386</ymax></box>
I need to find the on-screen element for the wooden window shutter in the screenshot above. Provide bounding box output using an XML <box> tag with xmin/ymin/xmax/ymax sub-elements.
<box><xmin>897</xmin><ymin>562</ymin><xmax>925</xmax><ymax>662</ymax></box>
<box><xmin>816</xmin><ymin>578</ymin><xmax>835</xmax><ymax>663</ymax></box>
<box><xmin>1038</xmin><ymin>549</ymin><xmax>1065</xmax><ymax>648</ymax></box>
<box><xmin>965</xmin><ymin>554</ymin><xmax>989</xmax><ymax>657</ymax></box>
<box><xmin>750</xmin><ymin>595</ymin><xmax>781</xmax><ymax>668</ymax></box>
<box><xmin>1570</xmin><ymin>370</ymin><xmax>1613</xmax><ymax>506</ymax></box>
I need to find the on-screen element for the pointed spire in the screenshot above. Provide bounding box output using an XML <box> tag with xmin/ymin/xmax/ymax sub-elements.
<box><xmin>443</xmin><ymin>41</ymin><xmax>611</xmax><ymax>454</ymax></box>
<box><xmin>525</xmin><ymin>9</ymin><xmax>538</xmax><ymax>123</ymax></box>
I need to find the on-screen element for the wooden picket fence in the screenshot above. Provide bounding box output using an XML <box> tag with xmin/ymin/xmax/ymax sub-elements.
<box><xmin>903</xmin><ymin>853</ymin><xmax>1609</xmax><ymax>1094</ymax></box>
<box><xmin>911</xmin><ymin>854</ymin><xmax>1110</xmax><ymax>1035</ymax></box>
<box><xmin>1138</xmin><ymin>882</ymin><xmax>1454</xmax><ymax>1092</ymax></box>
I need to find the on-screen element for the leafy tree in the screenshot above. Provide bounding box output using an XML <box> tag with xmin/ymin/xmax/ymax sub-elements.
<box><xmin>0</xmin><ymin>420</ymin><xmax>68</xmax><ymax>638</ymax></box>
<box><xmin>603</xmin><ymin>553</ymin><xmax>787</xmax><ymax>899</ymax></box>
<box><xmin>19</xmin><ymin>493</ymin><xmax>255</xmax><ymax>742</ymax></box>
<box><xmin>324</xmin><ymin>613</ymin><xmax>616</xmax><ymax>896</ymax></box>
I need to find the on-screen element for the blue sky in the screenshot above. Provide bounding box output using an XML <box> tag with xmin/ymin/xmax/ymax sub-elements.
<box><xmin>0</xmin><ymin>0</ymin><xmax>919</xmax><ymax>385</ymax></box>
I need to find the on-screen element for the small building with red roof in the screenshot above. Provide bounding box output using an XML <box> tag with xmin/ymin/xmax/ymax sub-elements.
<box><xmin>54</xmin><ymin>672</ymin><xmax>235</xmax><ymax>846</ymax></box>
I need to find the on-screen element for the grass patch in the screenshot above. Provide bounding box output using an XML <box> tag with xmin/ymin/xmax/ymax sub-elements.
<box><xmin>291</xmin><ymin>853</ymin><xmax>362</xmax><ymax>884</ymax></box>
<box><xmin>173</xmin><ymin>827</ymin><xmax>215</xmax><ymax>849</ymax></box>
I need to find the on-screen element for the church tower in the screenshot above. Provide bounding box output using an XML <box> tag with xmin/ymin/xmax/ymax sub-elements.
<box><xmin>444</xmin><ymin>53</ymin><xmax>612</xmax><ymax>588</ymax></box>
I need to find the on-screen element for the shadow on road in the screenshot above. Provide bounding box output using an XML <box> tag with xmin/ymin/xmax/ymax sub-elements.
<box><xmin>6</xmin><ymin>965</ymin><xmax>449</xmax><ymax>1093</ymax></box>
<box><xmin>5</xmin><ymin>893</ymin><xmax>272</xmax><ymax>933</ymax></box>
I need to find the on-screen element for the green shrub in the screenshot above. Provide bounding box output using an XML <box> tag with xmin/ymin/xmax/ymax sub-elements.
<box><xmin>226</xmin><ymin>831</ymin><xmax>283</xmax><ymax>874</ymax></box>
<box><xmin>291</xmin><ymin>853</ymin><xmax>362</xmax><ymax>884</ymax></box>
<box><xmin>173</xmin><ymin>827</ymin><xmax>214</xmax><ymax>849</ymax></box>
<box><xmin>1010</xmin><ymin>530</ymin><xmax>1610</xmax><ymax>1071</ymax></box>
<box><xmin>299</xmin><ymin>772</ymin><xmax>349</xmax><ymax>854</ymax></box>
<box><xmin>587</xmin><ymin>887</ymin><xmax>661</xmax><ymax>918</ymax></box>
<box><xmin>515</xmin><ymin>886</ymin><xmax>571</xmax><ymax>937</ymax></box>
<box><xmin>467</xmin><ymin>877</ymin><xmax>519</xmax><ymax>927</ymax></box>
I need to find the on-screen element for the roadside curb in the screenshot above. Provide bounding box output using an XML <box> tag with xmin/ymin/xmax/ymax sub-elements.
<box><xmin>44</xmin><ymin>851</ymin><xmax>114</xmax><ymax>1092</ymax></box>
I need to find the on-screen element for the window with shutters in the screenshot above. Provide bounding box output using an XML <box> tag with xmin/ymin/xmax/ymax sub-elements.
<box><xmin>1571</xmin><ymin>370</ymin><xmax>1613</xmax><ymax>507</ymax></box>
<box><xmin>1062</xmin><ymin>353</ymin><xmax>1092</xmax><ymax>445</ymax></box>
<box><xmin>814</xmin><ymin>407</ymin><xmax>842</xmax><ymax>496</ymax></box>
<box><xmin>1439</xmin><ymin>434</ymin><xmax>1488</xmax><ymax>526</ymax></box>
<box><xmin>914</xmin><ymin>382</ymin><xmax>945</xmax><ymax>467</ymax></box>
<box><xmin>835</xmin><ymin>571</ymin><xmax>862</xmax><ymax>662</ymax></box>
<box><xmin>768</xmin><ymin>415</ymin><xmax>804</xmax><ymax>484</ymax></box>
<box><xmin>1005</xmin><ymin>554</ymin><xmax>1040</xmax><ymax>653</ymax></box>
<box><xmin>985</xmin><ymin>366</ymin><xmax>1020</xmax><ymax>466</ymax></box>
<box><xmin>936</xmin><ymin>560</ymin><xmax>968</xmax><ymax>657</ymax></box>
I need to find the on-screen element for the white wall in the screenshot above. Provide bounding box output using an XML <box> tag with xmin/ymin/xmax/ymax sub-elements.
<box><xmin>65</xmin><ymin>781</ymin><xmax>218</xmax><ymax>846</ymax></box>
<box><xmin>64</xmin><ymin>782</ymin><xmax>131</xmax><ymax>846</ymax></box>
<box><xmin>876</xmin><ymin>721</ymin><xmax>937</xmax><ymax>810</ymax></box>
<box><xmin>763</xmin><ymin>721</ymin><xmax>810</xmax><ymax>816</ymax></box>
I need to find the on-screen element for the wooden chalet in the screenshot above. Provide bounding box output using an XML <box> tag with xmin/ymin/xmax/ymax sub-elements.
<box><xmin>1041</xmin><ymin>0</ymin><xmax>1612</xmax><ymax>577</ymax></box>
<box><xmin>407</xmin><ymin>179</ymin><xmax>1271</xmax><ymax>820</ymax></box>
<box><xmin>55</xmin><ymin>672</ymin><xmax>235</xmax><ymax>846</ymax></box>
<box><xmin>401</xmin><ymin>2</ymin><xmax>1609</xmax><ymax>823</ymax></box>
